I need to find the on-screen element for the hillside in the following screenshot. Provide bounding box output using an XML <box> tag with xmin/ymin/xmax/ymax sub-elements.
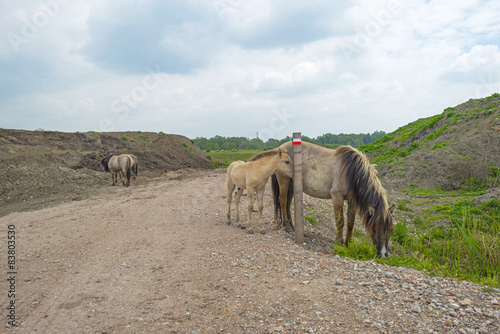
<box><xmin>360</xmin><ymin>93</ymin><xmax>500</xmax><ymax>192</ymax></box>
<box><xmin>0</xmin><ymin>130</ymin><xmax>213</xmax><ymax>216</ymax></box>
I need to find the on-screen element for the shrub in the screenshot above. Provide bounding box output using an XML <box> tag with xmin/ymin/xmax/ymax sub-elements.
<box><xmin>121</xmin><ymin>136</ymin><xmax>128</xmax><ymax>141</ymax></box>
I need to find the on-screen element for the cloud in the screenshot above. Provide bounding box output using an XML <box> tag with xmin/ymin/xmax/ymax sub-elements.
<box><xmin>82</xmin><ymin>1</ymin><xmax>220</xmax><ymax>74</ymax></box>
<box><xmin>218</xmin><ymin>0</ymin><xmax>346</xmax><ymax>49</ymax></box>
<box><xmin>1</xmin><ymin>0</ymin><xmax>500</xmax><ymax>138</ymax></box>
<box><xmin>453</xmin><ymin>45</ymin><xmax>500</xmax><ymax>73</ymax></box>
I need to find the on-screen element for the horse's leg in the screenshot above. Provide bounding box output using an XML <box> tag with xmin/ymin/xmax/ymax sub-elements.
<box><xmin>277</xmin><ymin>174</ymin><xmax>293</xmax><ymax>231</ymax></box>
<box><xmin>226</xmin><ymin>180</ymin><xmax>235</xmax><ymax>225</ymax></box>
<box><xmin>345</xmin><ymin>199</ymin><xmax>356</xmax><ymax>247</ymax></box>
<box><xmin>118</xmin><ymin>170</ymin><xmax>125</xmax><ymax>186</ymax></box>
<box><xmin>112</xmin><ymin>171</ymin><xmax>117</xmax><ymax>186</ymax></box>
<box><xmin>332</xmin><ymin>195</ymin><xmax>345</xmax><ymax>245</ymax></box>
<box><xmin>246</xmin><ymin>187</ymin><xmax>255</xmax><ymax>234</ymax></box>
<box><xmin>256</xmin><ymin>188</ymin><xmax>265</xmax><ymax>234</ymax></box>
<box><xmin>234</xmin><ymin>188</ymin><xmax>243</xmax><ymax>226</ymax></box>
<box><xmin>285</xmin><ymin>177</ymin><xmax>294</xmax><ymax>231</ymax></box>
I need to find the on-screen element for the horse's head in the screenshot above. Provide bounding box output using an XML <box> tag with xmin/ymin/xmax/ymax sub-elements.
<box><xmin>366</xmin><ymin>204</ymin><xmax>395</xmax><ymax>258</ymax></box>
<box><xmin>100</xmin><ymin>154</ymin><xmax>112</xmax><ymax>172</ymax></box>
<box><xmin>276</xmin><ymin>147</ymin><xmax>293</xmax><ymax>178</ymax></box>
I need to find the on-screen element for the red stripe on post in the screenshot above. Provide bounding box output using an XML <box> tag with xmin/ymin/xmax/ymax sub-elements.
<box><xmin>293</xmin><ymin>138</ymin><xmax>301</xmax><ymax>145</ymax></box>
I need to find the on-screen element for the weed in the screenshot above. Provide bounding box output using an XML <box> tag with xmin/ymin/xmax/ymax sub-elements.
<box><xmin>304</xmin><ymin>215</ymin><xmax>318</xmax><ymax>225</ymax></box>
<box><xmin>397</xmin><ymin>199</ymin><xmax>410</xmax><ymax>212</ymax></box>
<box><xmin>431</xmin><ymin>142</ymin><xmax>451</xmax><ymax>150</ymax></box>
<box><xmin>391</xmin><ymin>223</ymin><xmax>409</xmax><ymax>246</ymax></box>
<box><xmin>333</xmin><ymin>234</ymin><xmax>376</xmax><ymax>260</ymax></box>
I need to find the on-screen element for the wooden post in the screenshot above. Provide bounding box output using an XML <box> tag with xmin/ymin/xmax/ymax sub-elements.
<box><xmin>293</xmin><ymin>132</ymin><xmax>304</xmax><ymax>244</ymax></box>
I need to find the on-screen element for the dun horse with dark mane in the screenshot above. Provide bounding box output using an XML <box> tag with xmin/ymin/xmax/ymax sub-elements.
<box><xmin>272</xmin><ymin>141</ymin><xmax>395</xmax><ymax>258</ymax></box>
<box><xmin>101</xmin><ymin>154</ymin><xmax>134</xmax><ymax>187</ymax></box>
<box><xmin>226</xmin><ymin>148</ymin><xmax>293</xmax><ymax>234</ymax></box>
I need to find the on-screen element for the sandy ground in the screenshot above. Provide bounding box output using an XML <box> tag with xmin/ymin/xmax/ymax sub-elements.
<box><xmin>1</xmin><ymin>169</ymin><xmax>499</xmax><ymax>334</ymax></box>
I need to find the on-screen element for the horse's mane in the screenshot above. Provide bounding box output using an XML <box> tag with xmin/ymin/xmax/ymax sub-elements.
<box><xmin>248</xmin><ymin>149</ymin><xmax>277</xmax><ymax>161</ymax></box>
<box><xmin>335</xmin><ymin>145</ymin><xmax>392</xmax><ymax>235</ymax></box>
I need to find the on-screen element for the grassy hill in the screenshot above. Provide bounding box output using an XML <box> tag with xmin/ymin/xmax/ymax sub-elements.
<box><xmin>360</xmin><ymin>93</ymin><xmax>500</xmax><ymax>192</ymax></box>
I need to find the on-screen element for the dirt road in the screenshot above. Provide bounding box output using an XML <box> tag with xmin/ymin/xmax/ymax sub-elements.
<box><xmin>1</xmin><ymin>169</ymin><xmax>499</xmax><ymax>333</ymax></box>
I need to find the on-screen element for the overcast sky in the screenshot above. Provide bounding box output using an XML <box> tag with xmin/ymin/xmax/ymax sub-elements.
<box><xmin>1</xmin><ymin>0</ymin><xmax>500</xmax><ymax>140</ymax></box>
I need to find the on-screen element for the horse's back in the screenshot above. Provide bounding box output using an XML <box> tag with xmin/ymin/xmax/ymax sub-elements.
<box><xmin>227</xmin><ymin>160</ymin><xmax>246</xmax><ymax>188</ymax></box>
<box><xmin>279</xmin><ymin>141</ymin><xmax>343</xmax><ymax>198</ymax></box>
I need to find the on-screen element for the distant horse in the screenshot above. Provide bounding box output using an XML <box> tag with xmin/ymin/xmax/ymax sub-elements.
<box><xmin>226</xmin><ymin>147</ymin><xmax>293</xmax><ymax>234</ymax></box>
<box><xmin>272</xmin><ymin>142</ymin><xmax>395</xmax><ymax>258</ymax></box>
<box><xmin>128</xmin><ymin>154</ymin><xmax>138</xmax><ymax>179</ymax></box>
<box><xmin>100</xmin><ymin>154</ymin><xmax>133</xmax><ymax>187</ymax></box>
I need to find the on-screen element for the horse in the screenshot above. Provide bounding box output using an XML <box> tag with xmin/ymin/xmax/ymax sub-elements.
<box><xmin>226</xmin><ymin>147</ymin><xmax>293</xmax><ymax>234</ymax></box>
<box><xmin>128</xmin><ymin>154</ymin><xmax>138</xmax><ymax>179</ymax></box>
<box><xmin>100</xmin><ymin>154</ymin><xmax>133</xmax><ymax>187</ymax></box>
<box><xmin>272</xmin><ymin>141</ymin><xmax>395</xmax><ymax>258</ymax></box>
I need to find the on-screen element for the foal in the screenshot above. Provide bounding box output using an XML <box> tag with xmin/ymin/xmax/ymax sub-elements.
<box><xmin>226</xmin><ymin>148</ymin><xmax>293</xmax><ymax>234</ymax></box>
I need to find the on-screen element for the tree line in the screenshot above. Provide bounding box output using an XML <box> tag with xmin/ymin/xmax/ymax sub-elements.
<box><xmin>192</xmin><ymin>131</ymin><xmax>386</xmax><ymax>151</ymax></box>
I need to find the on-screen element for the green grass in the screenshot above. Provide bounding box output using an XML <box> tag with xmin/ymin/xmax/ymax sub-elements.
<box><xmin>209</xmin><ymin>150</ymin><xmax>264</xmax><ymax>168</ymax></box>
<box><xmin>431</xmin><ymin>142</ymin><xmax>451</xmax><ymax>150</ymax></box>
<box><xmin>335</xmin><ymin>197</ymin><xmax>500</xmax><ymax>288</ymax></box>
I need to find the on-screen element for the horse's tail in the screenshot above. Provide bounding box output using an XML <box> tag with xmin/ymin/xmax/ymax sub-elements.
<box><xmin>126</xmin><ymin>156</ymin><xmax>132</xmax><ymax>186</ymax></box>
<box><xmin>271</xmin><ymin>174</ymin><xmax>283</xmax><ymax>228</ymax></box>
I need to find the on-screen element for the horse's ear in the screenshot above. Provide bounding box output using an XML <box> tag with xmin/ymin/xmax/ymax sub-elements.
<box><xmin>388</xmin><ymin>203</ymin><xmax>396</xmax><ymax>214</ymax></box>
<box><xmin>277</xmin><ymin>147</ymin><xmax>283</xmax><ymax>157</ymax></box>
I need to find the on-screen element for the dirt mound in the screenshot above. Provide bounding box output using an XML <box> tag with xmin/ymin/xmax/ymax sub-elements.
<box><xmin>363</xmin><ymin>94</ymin><xmax>500</xmax><ymax>190</ymax></box>
<box><xmin>0</xmin><ymin>129</ymin><xmax>213</xmax><ymax>216</ymax></box>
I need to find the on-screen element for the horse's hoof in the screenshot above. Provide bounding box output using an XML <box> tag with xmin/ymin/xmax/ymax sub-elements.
<box><xmin>227</xmin><ymin>222</ymin><xmax>231</xmax><ymax>225</ymax></box>
<box><xmin>285</xmin><ymin>229</ymin><xmax>293</xmax><ymax>233</ymax></box>
<box><xmin>248</xmin><ymin>230</ymin><xmax>254</xmax><ymax>235</ymax></box>
<box><xmin>238</xmin><ymin>224</ymin><xmax>246</xmax><ymax>229</ymax></box>
<box><xmin>260</xmin><ymin>231</ymin><xmax>266</xmax><ymax>235</ymax></box>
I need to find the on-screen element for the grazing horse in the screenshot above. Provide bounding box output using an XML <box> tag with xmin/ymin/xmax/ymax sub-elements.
<box><xmin>100</xmin><ymin>154</ymin><xmax>133</xmax><ymax>187</ymax></box>
<box><xmin>226</xmin><ymin>147</ymin><xmax>293</xmax><ymax>234</ymax></box>
<box><xmin>272</xmin><ymin>141</ymin><xmax>395</xmax><ymax>258</ymax></box>
<box><xmin>128</xmin><ymin>154</ymin><xmax>138</xmax><ymax>179</ymax></box>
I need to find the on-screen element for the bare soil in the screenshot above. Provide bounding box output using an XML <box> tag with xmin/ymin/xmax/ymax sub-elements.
<box><xmin>0</xmin><ymin>129</ymin><xmax>214</xmax><ymax>217</ymax></box>
<box><xmin>1</xmin><ymin>169</ymin><xmax>499</xmax><ymax>333</ymax></box>
<box><xmin>1</xmin><ymin>129</ymin><xmax>499</xmax><ymax>333</ymax></box>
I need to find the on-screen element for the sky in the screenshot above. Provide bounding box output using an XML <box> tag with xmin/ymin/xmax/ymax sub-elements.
<box><xmin>1</xmin><ymin>0</ymin><xmax>500</xmax><ymax>140</ymax></box>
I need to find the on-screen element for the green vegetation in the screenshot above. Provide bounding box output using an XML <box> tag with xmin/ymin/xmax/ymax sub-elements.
<box><xmin>209</xmin><ymin>150</ymin><xmax>262</xmax><ymax>168</ymax></box>
<box><xmin>332</xmin><ymin>195</ymin><xmax>500</xmax><ymax>288</ymax></box>
<box><xmin>180</xmin><ymin>142</ymin><xmax>197</xmax><ymax>155</ymax></box>
<box><xmin>192</xmin><ymin>131</ymin><xmax>386</xmax><ymax>152</ymax></box>
<box><xmin>431</xmin><ymin>142</ymin><xmax>451</xmax><ymax>150</ymax></box>
<box><xmin>304</xmin><ymin>215</ymin><xmax>318</xmax><ymax>226</ymax></box>
<box><xmin>121</xmin><ymin>136</ymin><xmax>128</xmax><ymax>141</ymax></box>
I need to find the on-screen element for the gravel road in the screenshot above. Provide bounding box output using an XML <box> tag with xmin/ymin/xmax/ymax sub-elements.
<box><xmin>1</xmin><ymin>169</ymin><xmax>499</xmax><ymax>333</ymax></box>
